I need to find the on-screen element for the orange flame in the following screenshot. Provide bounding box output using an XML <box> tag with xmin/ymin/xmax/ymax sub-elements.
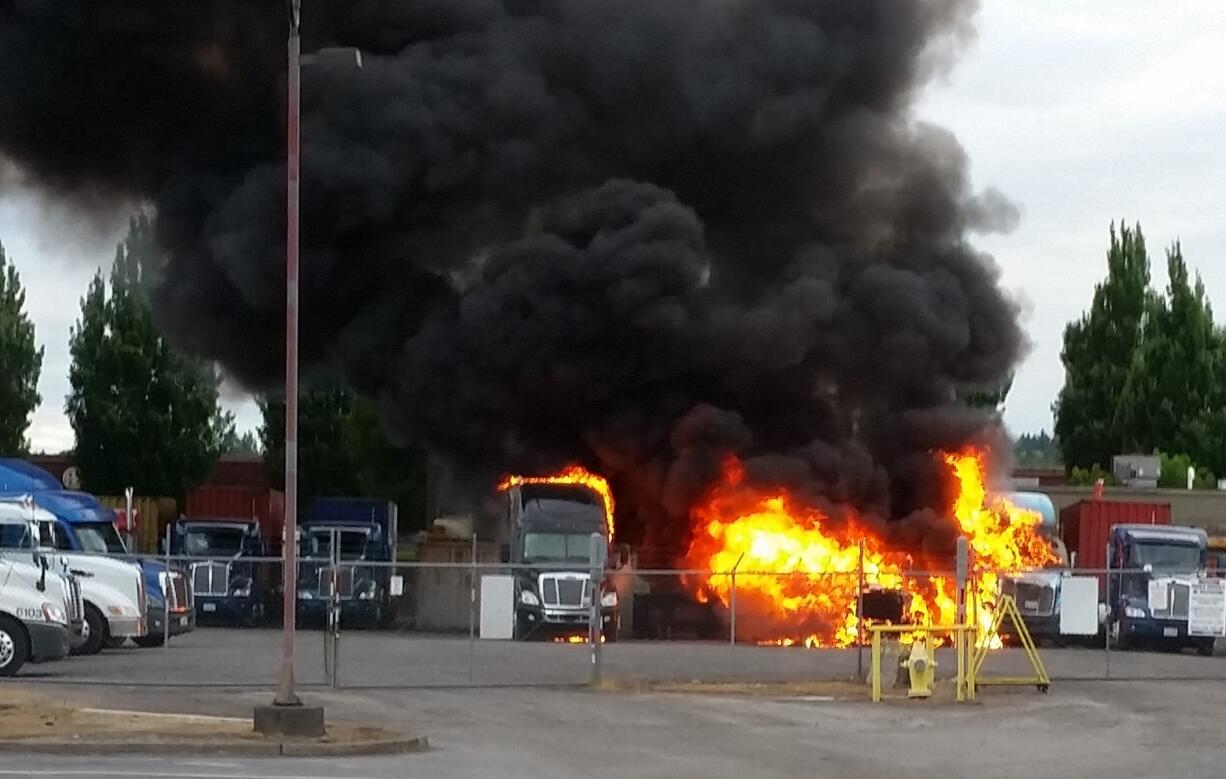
<box><xmin>498</xmin><ymin>465</ymin><xmax>616</xmax><ymax>540</ymax></box>
<box><xmin>685</xmin><ymin>448</ymin><xmax>1056</xmax><ymax>648</ymax></box>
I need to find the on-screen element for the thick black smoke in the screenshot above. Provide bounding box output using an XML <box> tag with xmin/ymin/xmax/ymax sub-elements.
<box><xmin>0</xmin><ymin>0</ymin><xmax>1023</xmax><ymax>554</ymax></box>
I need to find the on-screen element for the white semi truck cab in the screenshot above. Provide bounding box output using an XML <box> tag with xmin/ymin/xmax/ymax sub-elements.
<box><xmin>0</xmin><ymin>500</ymin><xmax>145</xmax><ymax>656</ymax></box>
<box><xmin>0</xmin><ymin>554</ymin><xmax>74</xmax><ymax>676</ymax></box>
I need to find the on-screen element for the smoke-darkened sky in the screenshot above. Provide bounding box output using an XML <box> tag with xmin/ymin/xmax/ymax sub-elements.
<box><xmin>1</xmin><ymin>1</ymin><xmax>1223</xmax><ymax>550</ymax></box>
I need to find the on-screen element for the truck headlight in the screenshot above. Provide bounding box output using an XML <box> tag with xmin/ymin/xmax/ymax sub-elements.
<box><xmin>357</xmin><ymin>582</ymin><xmax>378</xmax><ymax>600</ymax></box>
<box><xmin>298</xmin><ymin>591</ymin><xmax>314</xmax><ymax>600</ymax></box>
<box><xmin>42</xmin><ymin>603</ymin><xmax>68</xmax><ymax>625</ymax></box>
<box><xmin>230</xmin><ymin>579</ymin><xmax>253</xmax><ymax>598</ymax></box>
<box><xmin>1124</xmin><ymin>605</ymin><xmax>1146</xmax><ymax>619</ymax></box>
<box><xmin>520</xmin><ymin>589</ymin><xmax>540</xmax><ymax>607</ymax></box>
<box><xmin>601</xmin><ymin>590</ymin><xmax>618</xmax><ymax>608</ymax></box>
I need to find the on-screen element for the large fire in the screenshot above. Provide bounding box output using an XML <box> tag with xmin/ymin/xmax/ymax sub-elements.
<box><xmin>498</xmin><ymin>465</ymin><xmax>617</xmax><ymax>540</ymax></box>
<box><xmin>684</xmin><ymin>448</ymin><xmax>1057</xmax><ymax>646</ymax></box>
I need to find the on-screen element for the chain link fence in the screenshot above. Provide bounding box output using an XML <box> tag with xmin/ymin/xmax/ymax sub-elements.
<box><xmin>18</xmin><ymin>550</ymin><xmax>1226</xmax><ymax>688</ymax></box>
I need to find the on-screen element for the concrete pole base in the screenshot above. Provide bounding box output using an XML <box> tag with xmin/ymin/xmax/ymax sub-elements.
<box><xmin>253</xmin><ymin>704</ymin><xmax>325</xmax><ymax>738</ymax></box>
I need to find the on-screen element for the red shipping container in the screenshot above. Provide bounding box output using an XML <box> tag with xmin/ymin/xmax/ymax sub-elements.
<box><xmin>1060</xmin><ymin>499</ymin><xmax>1171</xmax><ymax>571</ymax></box>
<box><xmin>184</xmin><ymin>487</ymin><xmax>286</xmax><ymax>552</ymax></box>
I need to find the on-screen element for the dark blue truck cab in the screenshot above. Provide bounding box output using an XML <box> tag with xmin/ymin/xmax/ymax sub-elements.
<box><xmin>296</xmin><ymin>498</ymin><xmax>397</xmax><ymax>628</ymax></box>
<box><xmin>505</xmin><ymin>483</ymin><xmax>620</xmax><ymax>641</ymax></box>
<box><xmin>170</xmin><ymin>518</ymin><xmax>269</xmax><ymax>626</ymax></box>
<box><xmin>1108</xmin><ymin>524</ymin><xmax>1213</xmax><ymax>655</ymax></box>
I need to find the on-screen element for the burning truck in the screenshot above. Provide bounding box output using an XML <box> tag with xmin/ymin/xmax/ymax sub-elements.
<box><xmin>498</xmin><ymin>468</ymin><xmax>620</xmax><ymax>642</ymax></box>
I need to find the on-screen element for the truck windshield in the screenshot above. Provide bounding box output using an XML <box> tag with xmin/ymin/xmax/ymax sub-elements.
<box><xmin>0</xmin><ymin>523</ymin><xmax>34</xmax><ymax>550</ymax></box>
<box><xmin>74</xmin><ymin>522</ymin><xmax>128</xmax><ymax>554</ymax></box>
<box><xmin>1128</xmin><ymin>543</ymin><xmax>1202</xmax><ymax>571</ymax></box>
<box><xmin>183</xmin><ymin>527</ymin><xmax>246</xmax><ymax>556</ymax></box>
<box><xmin>523</xmin><ymin>533</ymin><xmax>595</xmax><ymax>563</ymax></box>
<box><xmin>305</xmin><ymin>530</ymin><xmax>368</xmax><ymax>560</ymax></box>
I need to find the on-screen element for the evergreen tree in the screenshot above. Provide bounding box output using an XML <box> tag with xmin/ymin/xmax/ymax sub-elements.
<box><xmin>1053</xmin><ymin>223</ymin><xmax>1150</xmax><ymax>470</ymax></box>
<box><xmin>66</xmin><ymin>215</ymin><xmax>233</xmax><ymax>497</ymax></box>
<box><xmin>0</xmin><ymin>241</ymin><xmax>43</xmax><ymax>454</ymax></box>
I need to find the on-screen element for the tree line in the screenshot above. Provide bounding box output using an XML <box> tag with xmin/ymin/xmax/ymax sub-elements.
<box><xmin>1052</xmin><ymin>223</ymin><xmax>1226</xmax><ymax>487</ymax></box>
<box><xmin>0</xmin><ymin>216</ymin><xmax>426</xmax><ymax>527</ymax></box>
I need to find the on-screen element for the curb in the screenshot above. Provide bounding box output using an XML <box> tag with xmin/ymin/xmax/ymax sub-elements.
<box><xmin>0</xmin><ymin>734</ymin><xmax>428</xmax><ymax>757</ymax></box>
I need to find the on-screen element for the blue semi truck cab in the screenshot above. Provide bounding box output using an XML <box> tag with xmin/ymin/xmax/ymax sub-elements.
<box><xmin>1108</xmin><ymin>524</ymin><xmax>1212</xmax><ymax>654</ymax></box>
<box><xmin>0</xmin><ymin>460</ymin><xmax>194</xmax><ymax>646</ymax></box>
<box><xmin>169</xmin><ymin>517</ymin><xmax>269</xmax><ymax>626</ymax></box>
<box><xmin>296</xmin><ymin>498</ymin><xmax>397</xmax><ymax>627</ymax></box>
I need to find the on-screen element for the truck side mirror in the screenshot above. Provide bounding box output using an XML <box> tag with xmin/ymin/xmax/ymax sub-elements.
<box><xmin>499</xmin><ymin>544</ymin><xmax>511</xmax><ymax>564</ymax></box>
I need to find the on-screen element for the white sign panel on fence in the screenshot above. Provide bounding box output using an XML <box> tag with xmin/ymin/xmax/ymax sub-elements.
<box><xmin>479</xmin><ymin>574</ymin><xmax>515</xmax><ymax>640</ymax></box>
<box><xmin>1188</xmin><ymin>579</ymin><xmax>1226</xmax><ymax>637</ymax></box>
<box><xmin>1060</xmin><ymin>576</ymin><xmax>1100</xmax><ymax>635</ymax></box>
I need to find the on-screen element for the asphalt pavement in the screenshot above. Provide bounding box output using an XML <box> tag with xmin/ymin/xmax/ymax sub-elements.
<box><xmin>18</xmin><ymin>627</ymin><xmax>1226</xmax><ymax>688</ymax></box>
<box><xmin>5</xmin><ymin>679</ymin><xmax>1226</xmax><ymax>778</ymax></box>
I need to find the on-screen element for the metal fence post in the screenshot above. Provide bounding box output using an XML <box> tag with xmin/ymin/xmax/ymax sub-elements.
<box><xmin>730</xmin><ymin>553</ymin><xmax>744</xmax><ymax>646</ymax></box>
<box><xmin>589</xmin><ymin>533</ymin><xmax>605</xmax><ymax>687</ymax></box>
<box><xmin>163</xmin><ymin>523</ymin><xmax>171</xmax><ymax>649</ymax></box>
<box><xmin>331</xmin><ymin>529</ymin><xmax>341</xmax><ymax>689</ymax></box>
<box><xmin>468</xmin><ymin>532</ymin><xmax>476</xmax><ymax>685</ymax></box>
<box><xmin>1105</xmin><ymin>542</ymin><xmax>1111</xmax><ymax>680</ymax></box>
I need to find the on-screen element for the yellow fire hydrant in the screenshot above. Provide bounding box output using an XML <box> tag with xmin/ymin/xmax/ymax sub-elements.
<box><xmin>903</xmin><ymin>637</ymin><xmax>936</xmax><ymax>698</ymax></box>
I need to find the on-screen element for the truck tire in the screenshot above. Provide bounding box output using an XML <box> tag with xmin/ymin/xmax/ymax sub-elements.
<box><xmin>103</xmin><ymin>636</ymin><xmax>127</xmax><ymax>649</ymax></box>
<box><xmin>134</xmin><ymin>633</ymin><xmax>166</xmax><ymax>648</ymax></box>
<box><xmin>0</xmin><ymin>615</ymin><xmax>30</xmax><ymax>677</ymax></box>
<box><xmin>72</xmin><ymin>603</ymin><xmax>106</xmax><ymax>657</ymax></box>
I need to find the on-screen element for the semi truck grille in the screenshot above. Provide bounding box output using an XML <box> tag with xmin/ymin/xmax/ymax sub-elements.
<box><xmin>1010</xmin><ymin>581</ymin><xmax>1055</xmax><ymax>616</ymax></box>
<box><xmin>167</xmin><ymin>571</ymin><xmax>190</xmax><ymax>613</ymax></box>
<box><xmin>540</xmin><ymin>574</ymin><xmax>592</xmax><ymax>607</ymax></box>
<box><xmin>1153</xmin><ymin>582</ymin><xmax>1191</xmax><ymax>620</ymax></box>
<box><xmin>317</xmin><ymin>567</ymin><xmax>355</xmax><ymax>598</ymax></box>
<box><xmin>66</xmin><ymin>577</ymin><xmax>83</xmax><ymax>624</ymax></box>
<box><xmin>191</xmin><ymin>562</ymin><xmax>230</xmax><ymax>597</ymax></box>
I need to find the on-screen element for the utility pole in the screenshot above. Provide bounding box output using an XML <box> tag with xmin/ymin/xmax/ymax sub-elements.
<box><xmin>256</xmin><ymin>0</ymin><xmax>322</xmax><ymax>737</ymax></box>
<box><xmin>276</xmin><ymin>0</ymin><xmax>303</xmax><ymax>709</ymax></box>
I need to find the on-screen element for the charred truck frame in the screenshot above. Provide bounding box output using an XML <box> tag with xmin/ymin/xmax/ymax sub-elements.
<box><xmin>505</xmin><ymin>482</ymin><xmax>619</xmax><ymax>641</ymax></box>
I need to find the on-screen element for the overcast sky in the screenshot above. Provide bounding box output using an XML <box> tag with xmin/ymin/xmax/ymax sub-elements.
<box><xmin>1</xmin><ymin>0</ymin><xmax>1223</xmax><ymax>453</ymax></box>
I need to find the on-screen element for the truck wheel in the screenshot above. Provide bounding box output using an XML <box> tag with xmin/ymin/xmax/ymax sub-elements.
<box><xmin>103</xmin><ymin>636</ymin><xmax>127</xmax><ymax>650</ymax></box>
<box><xmin>0</xmin><ymin>615</ymin><xmax>30</xmax><ymax>677</ymax></box>
<box><xmin>134</xmin><ymin>633</ymin><xmax>166</xmax><ymax>648</ymax></box>
<box><xmin>72</xmin><ymin>604</ymin><xmax>106</xmax><ymax>656</ymax></box>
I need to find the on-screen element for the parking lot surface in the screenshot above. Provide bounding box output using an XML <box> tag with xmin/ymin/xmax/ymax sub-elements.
<box><xmin>5</xmin><ymin>676</ymin><xmax>1226</xmax><ymax>778</ymax></box>
<box><xmin>19</xmin><ymin>627</ymin><xmax>1226</xmax><ymax>688</ymax></box>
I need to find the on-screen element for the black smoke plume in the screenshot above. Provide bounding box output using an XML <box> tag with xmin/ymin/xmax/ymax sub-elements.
<box><xmin>0</xmin><ymin>0</ymin><xmax>1024</xmax><ymax>555</ymax></box>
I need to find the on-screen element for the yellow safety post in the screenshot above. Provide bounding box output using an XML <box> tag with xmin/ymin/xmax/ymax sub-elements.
<box><xmin>871</xmin><ymin>627</ymin><xmax>882</xmax><ymax>703</ymax></box>
<box><xmin>970</xmin><ymin>593</ymin><xmax>1050</xmax><ymax>693</ymax></box>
